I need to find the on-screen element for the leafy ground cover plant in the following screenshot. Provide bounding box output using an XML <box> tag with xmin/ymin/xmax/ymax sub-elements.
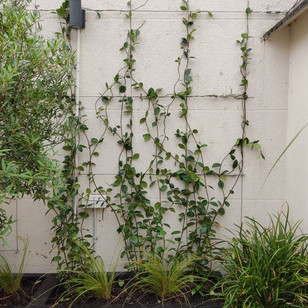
<box><xmin>130</xmin><ymin>254</ymin><xmax>199</xmax><ymax>305</ymax></box>
<box><xmin>214</xmin><ymin>209</ymin><xmax>308</xmax><ymax>307</ymax></box>
<box><xmin>0</xmin><ymin>239</ymin><xmax>28</xmax><ymax>295</ymax></box>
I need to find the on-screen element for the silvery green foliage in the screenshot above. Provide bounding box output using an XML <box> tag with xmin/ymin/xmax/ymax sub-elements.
<box><xmin>0</xmin><ymin>0</ymin><xmax>75</xmax><ymax>197</ymax></box>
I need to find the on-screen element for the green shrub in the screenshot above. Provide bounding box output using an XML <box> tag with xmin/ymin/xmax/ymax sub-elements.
<box><xmin>0</xmin><ymin>147</ymin><xmax>60</xmax><ymax>245</ymax></box>
<box><xmin>215</xmin><ymin>210</ymin><xmax>308</xmax><ymax>307</ymax></box>
<box><xmin>0</xmin><ymin>0</ymin><xmax>75</xmax><ymax>198</ymax></box>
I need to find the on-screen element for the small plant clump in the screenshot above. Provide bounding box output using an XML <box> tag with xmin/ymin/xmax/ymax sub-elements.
<box><xmin>131</xmin><ymin>255</ymin><xmax>199</xmax><ymax>304</ymax></box>
<box><xmin>55</xmin><ymin>245</ymin><xmax>119</xmax><ymax>307</ymax></box>
<box><xmin>214</xmin><ymin>209</ymin><xmax>308</xmax><ymax>308</ymax></box>
<box><xmin>0</xmin><ymin>239</ymin><xmax>28</xmax><ymax>296</ymax></box>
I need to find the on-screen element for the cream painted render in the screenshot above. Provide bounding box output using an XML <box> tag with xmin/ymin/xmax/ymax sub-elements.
<box><xmin>262</xmin><ymin>0</ymin><xmax>308</xmax><ymax>232</ymax></box>
<box><xmin>1</xmin><ymin>0</ymin><xmax>298</xmax><ymax>273</ymax></box>
<box><xmin>285</xmin><ymin>9</ymin><xmax>308</xmax><ymax>231</ymax></box>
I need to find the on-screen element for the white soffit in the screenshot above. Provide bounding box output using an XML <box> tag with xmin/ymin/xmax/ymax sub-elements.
<box><xmin>263</xmin><ymin>0</ymin><xmax>308</xmax><ymax>40</ymax></box>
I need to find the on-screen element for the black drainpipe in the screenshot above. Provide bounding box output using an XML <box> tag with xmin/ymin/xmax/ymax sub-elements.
<box><xmin>69</xmin><ymin>0</ymin><xmax>86</xmax><ymax>29</ymax></box>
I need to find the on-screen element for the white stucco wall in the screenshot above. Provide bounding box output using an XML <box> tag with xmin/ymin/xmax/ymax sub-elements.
<box><xmin>1</xmin><ymin>0</ymin><xmax>294</xmax><ymax>273</ymax></box>
<box><xmin>286</xmin><ymin>10</ymin><xmax>308</xmax><ymax>231</ymax></box>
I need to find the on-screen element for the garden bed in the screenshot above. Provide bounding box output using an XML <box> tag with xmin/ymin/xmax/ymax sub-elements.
<box><xmin>3</xmin><ymin>273</ymin><xmax>223</xmax><ymax>308</ymax></box>
<box><xmin>22</xmin><ymin>301</ymin><xmax>223</xmax><ymax>308</ymax></box>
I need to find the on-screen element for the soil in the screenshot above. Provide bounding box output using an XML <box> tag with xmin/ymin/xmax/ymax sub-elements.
<box><xmin>0</xmin><ymin>276</ymin><xmax>42</xmax><ymax>307</ymax></box>
<box><xmin>70</xmin><ymin>289</ymin><xmax>224</xmax><ymax>308</ymax></box>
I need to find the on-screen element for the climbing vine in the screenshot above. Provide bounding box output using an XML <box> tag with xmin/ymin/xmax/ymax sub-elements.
<box><xmin>46</xmin><ymin>0</ymin><xmax>93</xmax><ymax>269</ymax></box>
<box><xmin>52</xmin><ymin>0</ymin><xmax>263</xmax><ymax>274</ymax></box>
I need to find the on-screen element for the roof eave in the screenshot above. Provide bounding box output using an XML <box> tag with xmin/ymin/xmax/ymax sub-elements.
<box><xmin>263</xmin><ymin>0</ymin><xmax>308</xmax><ymax>41</ymax></box>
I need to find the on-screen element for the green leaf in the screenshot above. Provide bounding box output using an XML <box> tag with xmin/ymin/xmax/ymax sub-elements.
<box><xmin>185</xmin><ymin>68</ymin><xmax>191</xmax><ymax>76</ymax></box>
<box><xmin>218</xmin><ymin>180</ymin><xmax>224</xmax><ymax>189</ymax></box>
<box><xmin>200</xmin><ymin>226</ymin><xmax>207</xmax><ymax>234</ymax></box>
<box><xmin>154</xmin><ymin>107</ymin><xmax>160</xmax><ymax>115</ymax></box>
<box><xmin>52</xmin><ymin>256</ymin><xmax>61</xmax><ymax>262</ymax></box>
<box><xmin>140</xmin><ymin>181</ymin><xmax>147</xmax><ymax>188</ymax></box>
<box><xmin>79</xmin><ymin>212</ymin><xmax>89</xmax><ymax>218</ymax></box>
<box><xmin>178</xmin><ymin>92</ymin><xmax>186</xmax><ymax>100</ymax></box>
<box><xmin>187</xmin><ymin>211</ymin><xmax>194</xmax><ymax>217</ymax></box>
<box><xmin>119</xmin><ymin>85</ymin><xmax>126</xmax><ymax>93</ymax></box>
<box><xmin>143</xmin><ymin>134</ymin><xmax>151</xmax><ymax>142</ymax></box>
<box><xmin>185</xmin><ymin>75</ymin><xmax>192</xmax><ymax>83</ymax></box>
<box><xmin>118</xmin><ymin>280</ymin><xmax>125</xmax><ymax>287</ymax></box>
<box><xmin>155</xmin><ymin>202</ymin><xmax>161</xmax><ymax>210</ymax></box>
<box><xmin>160</xmin><ymin>185</ymin><xmax>168</xmax><ymax>191</ymax></box>
<box><xmin>131</xmin><ymin>235</ymin><xmax>138</xmax><ymax>244</ymax></box>
<box><xmin>159</xmin><ymin>229</ymin><xmax>167</xmax><ymax>236</ymax></box>
<box><xmin>132</xmin><ymin>153</ymin><xmax>139</xmax><ymax>159</ymax></box>
<box><xmin>246</xmin><ymin>7</ymin><xmax>253</xmax><ymax>15</ymax></box>
<box><xmin>218</xmin><ymin>208</ymin><xmax>225</xmax><ymax>215</ymax></box>
<box><xmin>77</xmin><ymin>145</ymin><xmax>85</xmax><ymax>152</ymax></box>
<box><xmin>102</xmin><ymin>96</ymin><xmax>109</xmax><ymax>103</ymax></box>
<box><xmin>63</xmin><ymin>145</ymin><xmax>72</xmax><ymax>151</ymax></box>
<box><xmin>121</xmin><ymin>185</ymin><xmax>128</xmax><ymax>194</ymax></box>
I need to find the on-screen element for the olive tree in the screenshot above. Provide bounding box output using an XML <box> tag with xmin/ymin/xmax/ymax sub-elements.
<box><xmin>0</xmin><ymin>0</ymin><xmax>75</xmax><ymax>197</ymax></box>
<box><xmin>0</xmin><ymin>0</ymin><xmax>75</xmax><ymax>242</ymax></box>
